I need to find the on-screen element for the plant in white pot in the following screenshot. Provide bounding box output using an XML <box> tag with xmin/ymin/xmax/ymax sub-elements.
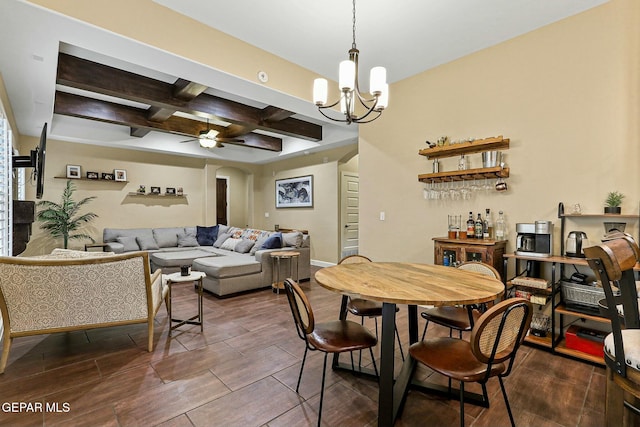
<box><xmin>36</xmin><ymin>180</ymin><xmax>98</xmax><ymax>249</ymax></box>
<box><xmin>604</xmin><ymin>191</ymin><xmax>625</xmax><ymax>214</ymax></box>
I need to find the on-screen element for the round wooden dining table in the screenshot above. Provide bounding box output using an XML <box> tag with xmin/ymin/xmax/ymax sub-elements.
<box><xmin>315</xmin><ymin>262</ymin><xmax>505</xmax><ymax>427</ymax></box>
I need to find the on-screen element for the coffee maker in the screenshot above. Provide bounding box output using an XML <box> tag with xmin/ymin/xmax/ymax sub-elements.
<box><xmin>515</xmin><ymin>221</ymin><xmax>553</xmax><ymax>257</ymax></box>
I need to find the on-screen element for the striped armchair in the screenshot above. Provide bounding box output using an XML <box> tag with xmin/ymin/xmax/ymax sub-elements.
<box><xmin>0</xmin><ymin>250</ymin><xmax>168</xmax><ymax>373</ymax></box>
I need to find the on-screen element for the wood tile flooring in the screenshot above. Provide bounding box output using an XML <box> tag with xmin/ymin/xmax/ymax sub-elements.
<box><xmin>0</xmin><ymin>266</ymin><xmax>605</xmax><ymax>426</ymax></box>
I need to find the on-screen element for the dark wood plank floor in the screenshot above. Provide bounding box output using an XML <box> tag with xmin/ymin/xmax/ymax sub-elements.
<box><xmin>0</xmin><ymin>266</ymin><xmax>605</xmax><ymax>426</ymax></box>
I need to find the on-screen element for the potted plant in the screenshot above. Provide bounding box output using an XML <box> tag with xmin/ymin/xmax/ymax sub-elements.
<box><xmin>36</xmin><ymin>180</ymin><xmax>98</xmax><ymax>249</ymax></box>
<box><xmin>604</xmin><ymin>191</ymin><xmax>625</xmax><ymax>214</ymax></box>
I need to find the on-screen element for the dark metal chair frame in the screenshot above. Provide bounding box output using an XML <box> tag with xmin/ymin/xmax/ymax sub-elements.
<box><xmin>340</xmin><ymin>255</ymin><xmax>405</xmax><ymax>362</ymax></box>
<box><xmin>410</xmin><ymin>297</ymin><xmax>532</xmax><ymax>427</ymax></box>
<box><xmin>420</xmin><ymin>261</ymin><xmax>501</xmax><ymax>340</ymax></box>
<box><xmin>283</xmin><ymin>278</ymin><xmax>379</xmax><ymax>427</ymax></box>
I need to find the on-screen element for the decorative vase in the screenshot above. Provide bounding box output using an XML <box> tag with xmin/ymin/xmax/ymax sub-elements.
<box><xmin>604</xmin><ymin>206</ymin><xmax>621</xmax><ymax>214</ymax></box>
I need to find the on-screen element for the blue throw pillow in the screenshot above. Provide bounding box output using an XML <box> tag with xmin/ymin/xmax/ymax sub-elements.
<box><xmin>196</xmin><ymin>225</ymin><xmax>219</xmax><ymax>246</ymax></box>
<box><xmin>261</xmin><ymin>232</ymin><xmax>282</xmax><ymax>249</ymax></box>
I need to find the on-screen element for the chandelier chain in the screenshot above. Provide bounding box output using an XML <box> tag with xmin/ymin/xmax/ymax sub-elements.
<box><xmin>351</xmin><ymin>0</ymin><xmax>357</xmax><ymax>49</ymax></box>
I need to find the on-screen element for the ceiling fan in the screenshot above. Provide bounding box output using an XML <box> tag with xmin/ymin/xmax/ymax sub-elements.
<box><xmin>179</xmin><ymin>120</ymin><xmax>244</xmax><ymax>148</ymax></box>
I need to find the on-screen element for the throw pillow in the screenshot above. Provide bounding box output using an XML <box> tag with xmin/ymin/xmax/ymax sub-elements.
<box><xmin>282</xmin><ymin>231</ymin><xmax>303</xmax><ymax>248</ymax></box>
<box><xmin>220</xmin><ymin>237</ymin><xmax>242</xmax><ymax>251</ymax></box>
<box><xmin>250</xmin><ymin>235</ymin><xmax>270</xmax><ymax>255</ymax></box>
<box><xmin>234</xmin><ymin>239</ymin><xmax>255</xmax><ymax>254</ymax></box>
<box><xmin>213</xmin><ymin>233</ymin><xmax>231</xmax><ymax>248</ymax></box>
<box><xmin>196</xmin><ymin>225</ymin><xmax>219</xmax><ymax>246</ymax></box>
<box><xmin>136</xmin><ymin>236</ymin><xmax>160</xmax><ymax>251</ymax></box>
<box><xmin>261</xmin><ymin>232</ymin><xmax>282</xmax><ymax>249</ymax></box>
<box><xmin>177</xmin><ymin>232</ymin><xmax>199</xmax><ymax>247</ymax></box>
<box><xmin>116</xmin><ymin>236</ymin><xmax>140</xmax><ymax>252</ymax></box>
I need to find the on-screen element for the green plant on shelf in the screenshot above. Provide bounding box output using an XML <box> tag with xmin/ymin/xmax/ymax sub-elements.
<box><xmin>605</xmin><ymin>191</ymin><xmax>625</xmax><ymax>208</ymax></box>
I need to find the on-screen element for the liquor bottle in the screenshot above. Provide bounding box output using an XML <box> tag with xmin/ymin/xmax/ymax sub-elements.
<box><xmin>475</xmin><ymin>213</ymin><xmax>483</xmax><ymax>239</ymax></box>
<box><xmin>466</xmin><ymin>212</ymin><xmax>475</xmax><ymax>238</ymax></box>
<box><xmin>485</xmin><ymin>208</ymin><xmax>493</xmax><ymax>239</ymax></box>
<box><xmin>495</xmin><ymin>211</ymin><xmax>506</xmax><ymax>241</ymax></box>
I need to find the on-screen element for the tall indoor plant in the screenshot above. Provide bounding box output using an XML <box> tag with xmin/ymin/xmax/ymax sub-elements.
<box><xmin>36</xmin><ymin>180</ymin><xmax>98</xmax><ymax>249</ymax></box>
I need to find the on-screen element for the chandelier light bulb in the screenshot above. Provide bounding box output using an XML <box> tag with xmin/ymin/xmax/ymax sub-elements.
<box><xmin>369</xmin><ymin>66</ymin><xmax>387</xmax><ymax>95</ymax></box>
<box><xmin>313</xmin><ymin>78</ymin><xmax>328</xmax><ymax>106</ymax></box>
<box><xmin>339</xmin><ymin>60</ymin><xmax>356</xmax><ymax>92</ymax></box>
<box><xmin>375</xmin><ymin>84</ymin><xmax>389</xmax><ymax>111</ymax></box>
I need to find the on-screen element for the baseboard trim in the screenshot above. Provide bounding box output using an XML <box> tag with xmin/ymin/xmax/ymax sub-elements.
<box><xmin>311</xmin><ymin>260</ymin><xmax>336</xmax><ymax>268</ymax></box>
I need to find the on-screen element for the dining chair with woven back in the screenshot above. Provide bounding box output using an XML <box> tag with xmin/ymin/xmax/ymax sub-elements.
<box><xmin>410</xmin><ymin>297</ymin><xmax>533</xmax><ymax>427</ymax></box>
<box><xmin>421</xmin><ymin>261</ymin><xmax>501</xmax><ymax>340</ymax></box>
<box><xmin>340</xmin><ymin>254</ymin><xmax>405</xmax><ymax>361</ymax></box>
<box><xmin>283</xmin><ymin>278</ymin><xmax>378</xmax><ymax>427</ymax></box>
<box><xmin>584</xmin><ymin>234</ymin><xmax>640</xmax><ymax>427</ymax></box>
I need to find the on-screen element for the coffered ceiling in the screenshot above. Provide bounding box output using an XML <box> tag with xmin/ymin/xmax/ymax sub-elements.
<box><xmin>0</xmin><ymin>0</ymin><xmax>608</xmax><ymax>164</ymax></box>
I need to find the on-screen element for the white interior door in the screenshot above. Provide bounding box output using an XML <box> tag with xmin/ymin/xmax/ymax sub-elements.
<box><xmin>340</xmin><ymin>172</ymin><xmax>359</xmax><ymax>259</ymax></box>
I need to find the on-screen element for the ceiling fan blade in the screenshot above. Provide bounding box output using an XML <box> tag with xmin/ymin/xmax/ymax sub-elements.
<box><xmin>216</xmin><ymin>138</ymin><xmax>244</xmax><ymax>143</ymax></box>
<box><xmin>179</xmin><ymin>138</ymin><xmax>197</xmax><ymax>143</ymax></box>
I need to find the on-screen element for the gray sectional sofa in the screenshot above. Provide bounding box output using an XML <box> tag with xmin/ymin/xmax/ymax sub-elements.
<box><xmin>102</xmin><ymin>225</ymin><xmax>310</xmax><ymax>297</ymax></box>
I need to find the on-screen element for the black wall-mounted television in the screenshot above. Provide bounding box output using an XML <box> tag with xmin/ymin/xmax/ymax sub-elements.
<box><xmin>12</xmin><ymin>122</ymin><xmax>47</xmax><ymax>199</ymax></box>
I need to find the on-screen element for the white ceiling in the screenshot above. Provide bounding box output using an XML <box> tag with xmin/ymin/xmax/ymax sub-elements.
<box><xmin>0</xmin><ymin>0</ymin><xmax>608</xmax><ymax>164</ymax></box>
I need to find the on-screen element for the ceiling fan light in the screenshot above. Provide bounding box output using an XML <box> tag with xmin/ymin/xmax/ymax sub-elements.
<box><xmin>199</xmin><ymin>138</ymin><xmax>217</xmax><ymax>148</ymax></box>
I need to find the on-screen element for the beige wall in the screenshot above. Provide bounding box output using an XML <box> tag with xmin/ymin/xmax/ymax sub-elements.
<box><xmin>19</xmin><ymin>137</ymin><xmax>355</xmax><ymax>261</ymax></box>
<box><xmin>359</xmin><ymin>0</ymin><xmax>639</xmax><ymax>273</ymax></box>
<box><xmin>253</xmin><ymin>145</ymin><xmax>357</xmax><ymax>264</ymax></box>
<box><xmin>20</xmin><ymin>139</ymin><xmax>262</xmax><ymax>255</ymax></box>
<box><xmin>13</xmin><ymin>0</ymin><xmax>640</xmax><ymax>269</ymax></box>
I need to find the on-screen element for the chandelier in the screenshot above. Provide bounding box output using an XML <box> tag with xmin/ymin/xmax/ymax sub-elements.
<box><xmin>313</xmin><ymin>0</ymin><xmax>388</xmax><ymax>124</ymax></box>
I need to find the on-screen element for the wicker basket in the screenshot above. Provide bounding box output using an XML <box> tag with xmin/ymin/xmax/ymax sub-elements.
<box><xmin>561</xmin><ymin>281</ymin><xmax>605</xmax><ymax>308</ymax></box>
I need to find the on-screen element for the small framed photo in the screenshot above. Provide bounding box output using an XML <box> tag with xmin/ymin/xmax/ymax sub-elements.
<box><xmin>150</xmin><ymin>186</ymin><xmax>161</xmax><ymax>194</ymax></box>
<box><xmin>176</xmin><ymin>187</ymin><xmax>183</xmax><ymax>196</ymax></box>
<box><xmin>86</xmin><ymin>171</ymin><xmax>99</xmax><ymax>180</ymax></box>
<box><xmin>101</xmin><ymin>173</ymin><xmax>115</xmax><ymax>180</ymax></box>
<box><xmin>166</xmin><ymin>187</ymin><xmax>176</xmax><ymax>195</ymax></box>
<box><xmin>114</xmin><ymin>169</ymin><xmax>127</xmax><ymax>182</ymax></box>
<box><xmin>66</xmin><ymin>165</ymin><xmax>81</xmax><ymax>179</ymax></box>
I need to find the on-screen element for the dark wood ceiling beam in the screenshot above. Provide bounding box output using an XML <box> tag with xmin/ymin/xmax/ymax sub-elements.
<box><xmin>173</xmin><ymin>79</ymin><xmax>208</xmax><ymax>100</ymax></box>
<box><xmin>54</xmin><ymin>91</ymin><xmax>282</xmax><ymax>152</ymax></box>
<box><xmin>56</xmin><ymin>53</ymin><xmax>322</xmax><ymax>141</ymax></box>
<box><xmin>133</xmin><ymin>79</ymin><xmax>210</xmax><ymax>137</ymax></box>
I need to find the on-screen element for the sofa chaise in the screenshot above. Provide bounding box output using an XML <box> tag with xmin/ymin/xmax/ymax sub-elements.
<box><xmin>102</xmin><ymin>225</ymin><xmax>310</xmax><ymax>297</ymax></box>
